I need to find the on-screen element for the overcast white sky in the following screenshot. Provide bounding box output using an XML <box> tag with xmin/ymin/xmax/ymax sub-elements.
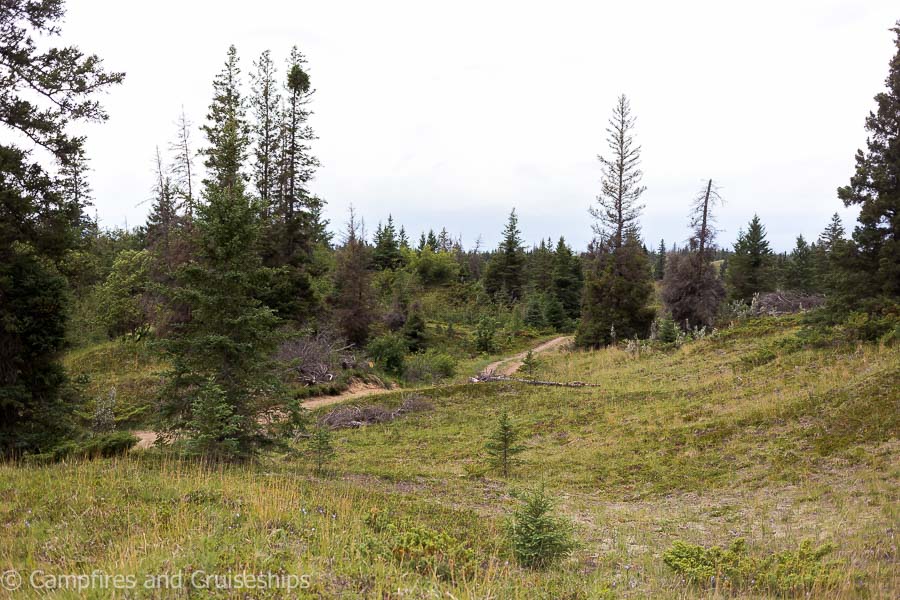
<box><xmin>64</xmin><ymin>0</ymin><xmax>897</xmax><ymax>251</ymax></box>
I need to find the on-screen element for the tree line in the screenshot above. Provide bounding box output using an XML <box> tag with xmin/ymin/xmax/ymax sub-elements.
<box><xmin>1</xmin><ymin>1</ymin><xmax>897</xmax><ymax>460</ymax></box>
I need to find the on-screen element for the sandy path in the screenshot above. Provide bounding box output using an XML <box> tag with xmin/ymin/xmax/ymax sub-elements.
<box><xmin>132</xmin><ymin>335</ymin><xmax>572</xmax><ymax>449</ymax></box>
<box><xmin>480</xmin><ymin>336</ymin><xmax>572</xmax><ymax>377</ymax></box>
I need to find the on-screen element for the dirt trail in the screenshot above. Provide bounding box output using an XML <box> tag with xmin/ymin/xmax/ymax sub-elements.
<box><xmin>480</xmin><ymin>336</ymin><xmax>572</xmax><ymax>377</ymax></box>
<box><xmin>132</xmin><ymin>335</ymin><xmax>572</xmax><ymax>449</ymax></box>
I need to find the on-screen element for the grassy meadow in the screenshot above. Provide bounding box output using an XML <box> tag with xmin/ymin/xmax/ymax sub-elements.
<box><xmin>2</xmin><ymin>316</ymin><xmax>898</xmax><ymax>598</ymax></box>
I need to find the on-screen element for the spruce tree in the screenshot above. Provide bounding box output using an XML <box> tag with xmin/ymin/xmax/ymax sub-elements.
<box><xmin>835</xmin><ymin>21</ymin><xmax>900</xmax><ymax>308</ymax></box>
<box><xmin>654</xmin><ymin>239</ymin><xmax>666</xmax><ymax>280</ymax></box>
<box><xmin>309</xmin><ymin>426</ymin><xmax>335</xmax><ymax>476</ymax></box>
<box><xmin>278</xmin><ymin>46</ymin><xmax>321</xmax><ymax>260</ymax></box>
<box><xmin>578</xmin><ymin>95</ymin><xmax>653</xmax><ymax>347</ymax></box>
<box><xmin>373</xmin><ymin>215</ymin><xmax>402</xmax><ymax>270</ymax></box>
<box><xmin>551</xmin><ymin>237</ymin><xmax>583</xmax><ymax>321</ymax></box>
<box><xmin>250</xmin><ymin>49</ymin><xmax>281</xmax><ymax>214</ymax></box>
<box><xmin>590</xmin><ymin>94</ymin><xmax>645</xmax><ymax>249</ymax></box>
<box><xmin>818</xmin><ymin>212</ymin><xmax>845</xmax><ymax>253</ymax></box>
<box><xmin>576</xmin><ymin>233</ymin><xmax>655</xmax><ymax>347</ymax></box>
<box><xmin>526</xmin><ymin>239</ymin><xmax>554</xmax><ymax>291</ymax></box>
<box><xmin>815</xmin><ymin>213</ymin><xmax>845</xmax><ymax>293</ymax></box>
<box><xmin>726</xmin><ymin>215</ymin><xmax>774</xmax><ymax>302</ymax></box>
<box><xmin>1</xmin><ymin>0</ymin><xmax>123</xmax><ymax>455</ymax></box>
<box><xmin>159</xmin><ymin>176</ymin><xmax>281</xmax><ymax>459</ymax></box>
<box><xmin>201</xmin><ymin>45</ymin><xmax>249</xmax><ymax>192</ymax></box>
<box><xmin>785</xmin><ymin>235</ymin><xmax>815</xmax><ymax>292</ymax></box>
<box><xmin>332</xmin><ymin>208</ymin><xmax>376</xmax><ymax>346</ymax></box>
<box><xmin>159</xmin><ymin>61</ymin><xmax>281</xmax><ymax>460</ymax></box>
<box><xmin>485</xmin><ymin>411</ymin><xmax>525</xmax><ymax>476</ymax></box>
<box><xmin>483</xmin><ymin>208</ymin><xmax>526</xmax><ymax>301</ymax></box>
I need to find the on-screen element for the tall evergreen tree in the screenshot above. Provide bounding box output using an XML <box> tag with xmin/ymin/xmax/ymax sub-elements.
<box><xmin>483</xmin><ymin>208</ymin><xmax>526</xmax><ymax>301</ymax></box>
<box><xmin>159</xmin><ymin>183</ymin><xmax>281</xmax><ymax>459</ymax></box>
<box><xmin>159</xmin><ymin>95</ymin><xmax>281</xmax><ymax>459</ymax></box>
<box><xmin>576</xmin><ymin>233</ymin><xmax>654</xmax><ymax>347</ymax></box>
<box><xmin>373</xmin><ymin>215</ymin><xmax>402</xmax><ymax>270</ymax></box>
<box><xmin>818</xmin><ymin>212</ymin><xmax>845</xmax><ymax>253</ymax></box>
<box><xmin>834</xmin><ymin>21</ymin><xmax>900</xmax><ymax>307</ymax></box>
<box><xmin>653</xmin><ymin>238</ymin><xmax>666</xmax><ymax>280</ymax></box>
<box><xmin>785</xmin><ymin>235</ymin><xmax>815</xmax><ymax>292</ymax></box>
<box><xmin>332</xmin><ymin>208</ymin><xmax>376</xmax><ymax>346</ymax></box>
<box><xmin>579</xmin><ymin>95</ymin><xmax>653</xmax><ymax>346</ymax></box>
<box><xmin>278</xmin><ymin>45</ymin><xmax>321</xmax><ymax>261</ymax></box>
<box><xmin>727</xmin><ymin>215</ymin><xmax>774</xmax><ymax>301</ymax></box>
<box><xmin>201</xmin><ymin>45</ymin><xmax>249</xmax><ymax>192</ymax></box>
<box><xmin>551</xmin><ymin>237</ymin><xmax>583</xmax><ymax>321</ymax></box>
<box><xmin>815</xmin><ymin>213</ymin><xmax>845</xmax><ymax>293</ymax></box>
<box><xmin>590</xmin><ymin>94</ymin><xmax>645</xmax><ymax>249</ymax></box>
<box><xmin>250</xmin><ymin>49</ymin><xmax>281</xmax><ymax>215</ymax></box>
<box><xmin>526</xmin><ymin>238</ymin><xmax>554</xmax><ymax>291</ymax></box>
<box><xmin>1</xmin><ymin>0</ymin><xmax>124</xmax><ymax>455</ymax></box>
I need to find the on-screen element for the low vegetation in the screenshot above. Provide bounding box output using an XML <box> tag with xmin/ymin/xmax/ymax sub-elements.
<box><xmin>2</xmin><ymin>317</ymin><xmax>896</xmax><ymax>597</ymax></box>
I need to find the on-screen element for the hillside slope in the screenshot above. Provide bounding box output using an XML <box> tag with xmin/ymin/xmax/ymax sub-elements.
<box><xmin>2</xmin><ymin>316</ymin><xmax>897</xmax><ymax>598</ymax></box>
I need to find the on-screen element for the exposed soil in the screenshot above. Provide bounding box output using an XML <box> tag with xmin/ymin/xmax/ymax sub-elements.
<box><xmin>480</xmin><ymin>336</ymin><xmax>572</xmax><ymax>377</ymax></box>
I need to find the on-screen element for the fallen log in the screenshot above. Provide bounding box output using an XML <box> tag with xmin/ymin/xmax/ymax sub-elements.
<box><xmin>469</xmin><ymin>375</ymin><xmax>602</xmax><ymax>388</ymax></box>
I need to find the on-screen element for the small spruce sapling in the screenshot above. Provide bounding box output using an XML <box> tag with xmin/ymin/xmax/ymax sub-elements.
<box><xmin>309</xmin><ymin>426</ymin><xmax>335</xmax><ymax>475</ymax></box>
<box><xmin>658</xmin><ymin>317</ymin><xmax>678</xmax><ymax>344</ymax></box>
<box><xmin>520</xmin><ymin>350</ymin><xmax>539</xmax><ymax>378</ymax></box>
<box><xmin>485</xmin><ymin>411</ymin><xmax>525</xmax><ymax>476</ymax></box>
<box><xmin>508</xmin><ymin>485</ymin><xmax>576</xmax><ymax>568</ymax></box>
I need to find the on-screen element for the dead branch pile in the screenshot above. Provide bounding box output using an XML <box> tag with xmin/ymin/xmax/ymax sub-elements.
<box><xmin>277</xmin><ymin>332</ymin><xmax>361</xmax><ymax>386</ymax></box>
<box><xmin>469</xmin><ymin>374</ymin><xmax>603</xmax><ymax>388</ymax></box>
<box><xmin>319</xmin><ymin>395</ymin><xmax>433</xmax><ymax>429</ymax></box>
<box><xmin>754</xmin><ymin>291</ymin><xmax>825</xmax><ymax>316</ymax></box>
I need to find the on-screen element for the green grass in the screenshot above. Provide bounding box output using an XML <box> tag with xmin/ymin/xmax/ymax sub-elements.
<box><xmin>5</xmin><ymin>316</ymin><xmax>898</xmax><ymax>598</ymax></box>
<box><xmin>63</xmin><ymin>339</ymin><xmax>166</xmax><ymax>428</ymax></box>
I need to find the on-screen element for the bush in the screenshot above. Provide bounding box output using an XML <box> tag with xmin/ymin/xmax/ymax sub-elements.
<box><xmin>507</xmin><ymin>486</ymin><xmax>575</xmax><ymax>568</ymax></box>
<box><xmin>403</xmin><ymin>350</ymin><xmax>457</xmax><ymax>383</ymax></box>
<box><xmin>363</xmin><ymin>513</ymin><xmax>478</xmax><ymax>581</ymax></box>
<box><xmin>367</xmin><ymin>333</ymin><xmax>408</xmax><ymax>375</ymax></box>
<box><xmin>25</xmin><ymin>431</ymin><xmax>139</xmax><ymax>463</ymax></box>
<box><xmin>663</xmin><ymin>538</ymin><xmax>841</xmax><ymax>594</ymax></box>
<box><xmin>411</xmin><ymin>247</ymin><xmax>460</xmax><ymax>286</ymax></box>
<box><xmin>474</xmin><ymin>317</ymin><xmax>497</xmax><ymax>353</ymax></box>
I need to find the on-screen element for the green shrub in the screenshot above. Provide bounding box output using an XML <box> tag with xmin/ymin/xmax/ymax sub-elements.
<box><xmin>363</xmin><ymin>513</ymin><xmax>478</xmax><ymax>581</ymax></box>
<box><xmin>403</xmin><ymin>350</ymin><xmax>457</xmax><ymax>383</ymax></box>
<box><xmin>507</xmin><ymin>486</ymin><xmax>575</xmax><ymax>568</ymax></box>
<box><xmin>24</xmin><ymin>431</ymin><xmax>138</xmax><ymax>463</ymax></box>
<box><xmin>474</xmin><ymin>317</ymin><xmax>497</xmax><ymax>353</ymax></box>
<box><xmin>663</xmin><ymin>538</ymin><xmax>841</xmax><ymax>594</ymax></box>
<box><xmin>840</xmin><ymin>306</ymin><xmax>900</xmax><ymax>343</ymax></box>
<box><xmin>367</xmin><ymin>333</ymin><xmax>408</xmax><ymax>375</ymax></box>
<box><xmin>741</xmin><ymin>346</ymin><xmax>777</xmax><ymax>367</ymax></box>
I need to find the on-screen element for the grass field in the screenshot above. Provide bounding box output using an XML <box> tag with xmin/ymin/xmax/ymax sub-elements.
<box><xmin>3</xmin><ymin>316</ymin><xmax>898</xmax><ymax>598</ymax></box>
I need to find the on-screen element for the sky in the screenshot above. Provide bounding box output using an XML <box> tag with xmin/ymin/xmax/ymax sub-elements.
<box><xmin>61</xmin><ymin>0</ymin><xmax>898</xmax><ymax>252</ymax></box>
